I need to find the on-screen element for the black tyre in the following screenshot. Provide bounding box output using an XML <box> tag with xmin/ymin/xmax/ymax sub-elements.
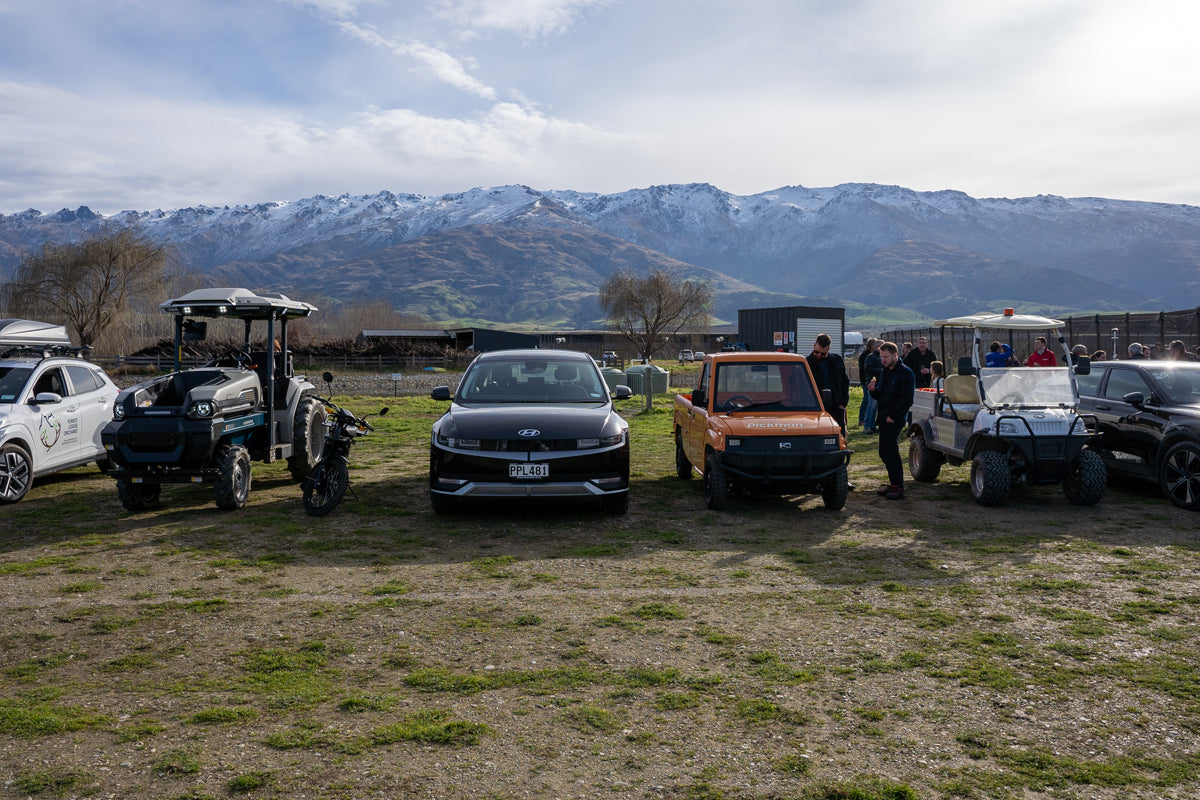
<box><xmin>0</xmin><ymin>443</ymin><xmax>33</xmax><ymax>504</ymax></box>
<box><xmin>117</xmin><ymin>479</ymin><xmax>160</xmax><ymax>512</ymax></box>
<box><xmin>1159</xmin><ymin>440</ymin><xmax>1200</xmax><ymax>510</ymax></box>
<box><xmin>908</xmin><ymin>431</ymin><xmax>943</xmax><ymax>483</ymax></box>
<box><xmin>96</xmin><ymin>456</ymin><xmax>114</xmax><ymax>475</ymax></box>
<box><xmin>1063</xmin><ymin>449</ymin><xmax>1106</xmax><ymax>506</ymax></box>
<box><xmin>430</xmin><ymin>490</ymin><xmax>456</xmax><ymax>515</ymax></box>
<box><xmin>970</xmin><ymin>450</ymin><xmax>1010</xmax><ymax>507</ymax></box>
<box><xmin>675</xmin><ymin>432</ymin><xmax>693</xmax><ymax>480</ymax></box>
<box><xmin>303</xmin><ymin>459</ymin><xmax>349</xmax><ymax>516</ymax></box>
<box><xmin>601</xmin><ymin>492</ymin><xmax>630</xmax><ymax>515</ymax></box>
<box><xmin>703</xmin><ymin>453</ymin><xmax>728</xmax><ymax>510</ymax></box>
<box><xmin>214</xmin><ymin>444</ymin><xmax>252</xmax><ymax>510</ymax></box>
<box><xmin>287</xmin><ymin>396</ymin><xmax>327</xmax><ymax>482</ymax></box>
<box><xmin>822</xmin><ymin>465</ymin><xmax>849</xmax><ymax>510</ymax></box>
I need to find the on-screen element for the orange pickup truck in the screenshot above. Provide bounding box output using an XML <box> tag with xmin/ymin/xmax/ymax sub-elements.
<box><xmin>673</xmin><ymin>352</ymin><xmax>852</xmax><ymax>510</ymax></box>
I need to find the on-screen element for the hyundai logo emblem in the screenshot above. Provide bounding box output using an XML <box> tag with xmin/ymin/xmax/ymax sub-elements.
<box><xmin>518</xmin><ymin>428</ymin><xmax>540</xmax><ymax>437</ymax></box>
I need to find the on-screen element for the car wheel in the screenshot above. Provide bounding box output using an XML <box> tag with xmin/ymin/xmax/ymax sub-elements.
<box><xmin>1159</xmin><ymin>440</ymin><xmax>1200</xmax><ymax>510</ymax></box>
<box><xmin>602</xmin><ymin>492</ymin><xmax>629</xmax><ymax>515</ymax></box>
<box><xmin>0</xmin><ymin>443</ymin><xmax>33</xmax><ymax>504</ymax></box>
<box><xmin>703</xmin><ymin>453</ymin><xmax>728</xmax><ymax>510</ymax></box>
<box><xmin>908</xmin><ymin>431</ymin><xmax>943</xmax><ymax>483</ymax></box>
<box><xmin>970</xmin><ymin>450</ymin><xmax>1010</xmax><ymax>507</ymax></box>
<box><xmin>430</xmin><ymin>491</ymin><xmax>456</xmax><ymax>515</ymax></box>
<box><xmin>1063</xmin><ymin>449</ymin><xmax>1106</xmax><ymax>506</ymax></box>
<box><xmin>214</xmin><ymin>444</ymin><xmax>252</xmax><ymax>510</ymax></box>
<box><xmin>287</xmin><ymin>396</ymin><xmax>327</xmax><ymax>481</ymax></box>
<box><xmin>675</xmin><ymin>432</ymin><xmax>692</xmax><ymax>480</ymax></box>
<box><xmin>821</xmin><ymin>465</ymin><xmax>849</xmax><ymax>510</ymax></box>
<box><xmin>117</xmin><ymin>479</ymin><xmax>161</xmax><ymax>512</ymax></box>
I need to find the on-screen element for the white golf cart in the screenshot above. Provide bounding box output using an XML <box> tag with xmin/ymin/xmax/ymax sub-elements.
<box><xmin>907</xmin><ymin>310</ymin><xmax>1106</xmax><ymax>507</ymax></box>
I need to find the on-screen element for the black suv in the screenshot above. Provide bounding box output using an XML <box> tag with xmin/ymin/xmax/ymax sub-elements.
<box><xmin>1076</xmin><ymin>360</ymin><xmax>1200</xmax><ymax>510</ymax></box>
<box><xmin>102</xmin><ymin>288</ymin><xmax>325</xmax><ymax>511</ymax></box>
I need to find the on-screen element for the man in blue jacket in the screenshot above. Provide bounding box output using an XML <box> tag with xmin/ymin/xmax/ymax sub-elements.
<box><xmin>868</xmin><ymin>341</ymin><xmax>915</xmax><ymax>500</ymax></box>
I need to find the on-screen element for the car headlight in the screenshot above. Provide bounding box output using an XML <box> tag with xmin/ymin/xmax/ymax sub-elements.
<box><xmin>998</xmin><ymin>422</ymin><xmax>1020</xmax><ymax>435</ymax></box>
<box><xmin>600</xmin><ymin>431</ymin><xmax>626</xmax><ymax>447</ymax></box>
<box><xmin>188</xmin><ymin>400</ymin><xmax>215</xmax><ymax>419</ymax></box>
<box><xmin>436</xmin><ymin>432</ymin><xmax>480</xmax><ymax>449</ymax></box>
<box><xmin>113</xmin><ymin>403</ymin><xmax>125</xmax><ymax>420</ymax></box>
<box><xmin>823</xmin><ymin>437</ymin><xmax>840</xmax><ymax>448</ymax></box>
<box><xmin>726</xmin><ymin>438</ymin><xmax>742</xmax><ymax>447</ymax></box>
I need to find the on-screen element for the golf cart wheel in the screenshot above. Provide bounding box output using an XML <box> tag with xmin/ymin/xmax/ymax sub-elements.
<box><xmin>303</xmin><ymin>459</ymin><xmax>349</xmax><ymax>516</ymax></box>
<box><xmin>0</xmin><ymin>443</ymin><xmax>33</xmax><ymax>504</ymax></box>
<box><xmin>117</xmin><ymin>479</ymin><xmax>161</xmax><ymax>512</ymax></box>
<box><xmin>970</xmin><ymin>450</ymin><xmax>1011</xmax><ymax>507</ymax></box>
<box><xmin>1063</xmin><ymin>449</ymin><xmax>1106</xmax><ymax>506</ymax></box>
<box><xmin>214</xmin><ymin>444</ymin><xmax>252</xmax><ymax>510</ymax></box>
<box><xmin>675</xmin><ymin>432</ymin><xmax>693</xmax><ymax>479</ymax></box>
<box><xmin>1159</xmin><ymin>440</ymin><xmax>1200</xmax><ymax>510</ymax></box>
<box><xmin>822</xmin><ymin>465</ymin><xmax>849</xmax><ymax>510</ymax></box>
<box><xmin>908</xmin><ymin>430</ymin><xmax>944</xmax><ymax>483</ymax></box>
<box><xmin>703</xmin><ymin>453</ymin><xmax>729</xmax><ymax>510</ymax></box>
<box><xmin>287</xmin><ymin>396</ymin><xmax>328</xmax><ymax>481</ymax></box>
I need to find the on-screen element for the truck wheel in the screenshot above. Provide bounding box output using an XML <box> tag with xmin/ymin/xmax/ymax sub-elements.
<box><xmin>1159</xmin><ymin>441</ymin><xmax>1200</xmax><ymax>510</ymax></box>
<box><xmin>822</xmin><ymin>465</ymin><xmax>849</xmax><ymax>510</ymax></box>
<box><xmin>908</xmin><ymin>431</ymin><xmax>944</xmax><ymax>483</ymax></box>
<box><xmin>287</xmin><ymin>396</ymin><xmax>327</xmax><ymax>482</ymax></box>
<box><xmin>675</xmin><ymin>432</ymin><xmax>693</xmax><ymax>480</ymax></box>
<box><xmin>1064</xmin><ymin>449</ymin><xmax>1106</xmax><ymax>506</ymax></box>
<box><xmin>214</xmin><ymin>444</ymin><xmax>252</xmax><ymax>510</ymax></box>
<box><xmin>117</xmin><ymin>479</ymin><xmax>160</xmax><ymax>512</ymax></box>
<box><xmin>0</xmin><ymin>443</ymin><xmax>33</xmax><ymax>504</ymax></box>
<box><xmin>970</xmin><ymin>450</ymin><xmax>1010</xmax><ymax>507</ymax></box>
<box><xmin>704</xmin><ymin>453</ymin><xmax>728</xmax><ymax>510</ymax></box>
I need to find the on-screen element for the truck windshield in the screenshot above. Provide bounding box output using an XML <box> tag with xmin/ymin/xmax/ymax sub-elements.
<box><xmin>713</xmin><ymin>362</ymin><xmax>820</xmax><ymax>411</ymax></box>
<box><xmin>979</xmin><ymin>367</ymin><xmax>1077</xmax><ymax>408</ymax></box>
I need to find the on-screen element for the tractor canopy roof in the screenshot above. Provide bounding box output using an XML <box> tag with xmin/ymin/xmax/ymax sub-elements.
<box><xmin>160</xmin><ymin>288</ymin><xmax>317</xmax><ymax>319</ymax></box>
<box><xmin>936</xmin><ymin>309</ymin><xmax>1064</xmax><ymax>331</ymax></box>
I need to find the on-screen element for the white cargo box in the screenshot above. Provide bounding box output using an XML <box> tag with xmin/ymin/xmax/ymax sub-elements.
<box><xmin>0</xmin><ymin>319</ymin><xmax>73</xmax><ymax>350</ymax></box>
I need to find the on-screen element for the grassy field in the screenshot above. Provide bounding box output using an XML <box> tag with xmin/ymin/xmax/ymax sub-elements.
<box><xmin>2</xmin><ymin>387</ymin><xmax>1199</xmax><ymax>800</ymax></box>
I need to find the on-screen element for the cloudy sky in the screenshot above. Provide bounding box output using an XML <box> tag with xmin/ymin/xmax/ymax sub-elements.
<box><xmin>2</xmin><ymin>0</ymin><xmax>1199</xmax><ymax>214</ymax></box>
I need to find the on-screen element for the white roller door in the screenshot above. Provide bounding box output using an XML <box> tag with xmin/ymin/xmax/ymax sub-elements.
<box><xmin>795</xmin><ymin>318</ymin><xmax>842</xmax><ymax>356</ymax></box>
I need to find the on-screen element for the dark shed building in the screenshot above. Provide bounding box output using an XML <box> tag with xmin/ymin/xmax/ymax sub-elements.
<box><xmin>737</xmin><ymin>306</ymin><xmax>846</xmax><ymax>354</ymax></box>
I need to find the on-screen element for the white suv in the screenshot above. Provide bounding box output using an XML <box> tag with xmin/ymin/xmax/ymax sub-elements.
<box><xmin>0</xmin><ymin>321</ymin><xmax>119</xmax><ymax>503</ymax></box>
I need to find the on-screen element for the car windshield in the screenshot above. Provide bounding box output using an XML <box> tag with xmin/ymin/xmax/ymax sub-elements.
<box><xmin>0</xmin><ymin>367</ymin><xmax>32</xmax><ymax>403</ymax></box>
<box><xmin>1145</xmin><ymin>365</ymin><xmax>1200</xmax><ymax>405</ymax></box>
<box><xmin>458</xmin><ymin>357</ymin><xmax>608</xmax><ymax>403</ymax></box>
<box><xmin>979</xmin><ymin>367</ymin><xmax>1077</xmax><ymax>408</ymax></box>
<box><xmin>713</xmin><ymin>361</ymin><xmax>821</xmax><ymax>411</ymax></box>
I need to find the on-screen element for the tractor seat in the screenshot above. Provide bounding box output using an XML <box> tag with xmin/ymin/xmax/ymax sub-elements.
<box><xmin>943</xmin><ymin>374</ymin><xmax>982</xmax><ymax>421</ymax></box>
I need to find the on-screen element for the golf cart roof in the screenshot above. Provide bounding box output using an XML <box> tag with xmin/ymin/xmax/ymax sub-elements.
<box><xmin>0</xmin><ymin>319</ymin><xmax>73</xmax><ymax>350</ymax></box>
<box><xmin>936</xmin><ymin>310</ymin><xmax>1064</xmax><ymax>330</ymax></box>
<box><xmin>160</xmin><ymin>288</ymin><xmax>317</xmax><ymax>319</ymax></box>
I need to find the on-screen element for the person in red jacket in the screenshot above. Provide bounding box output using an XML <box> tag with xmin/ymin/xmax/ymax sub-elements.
<box><xmin>1025</xmin><ymin>337</ymin><xmax>1058</xmax><ymax>367</ymax></box>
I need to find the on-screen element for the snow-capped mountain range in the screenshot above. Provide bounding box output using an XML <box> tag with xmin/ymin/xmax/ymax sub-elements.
<box><xmin>2</xmin><ymin>182</ymin><xmax>1198</xmax><ymax>327</ymax></box>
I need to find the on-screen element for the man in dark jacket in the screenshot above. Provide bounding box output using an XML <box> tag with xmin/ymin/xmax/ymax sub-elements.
<box><xmin>869</xmin><ymin>341</ymin><xmax>915</xmax><ymax>500</ymax></box>
<box><xmin>807</xmin><ymin>334</ymin><xmax>850</xmax><ymax>434</ymax></box>
<box><xmin>903</xmin><ymin>336</ymin><xmax>937</xmax><ymax>389</ymax></box>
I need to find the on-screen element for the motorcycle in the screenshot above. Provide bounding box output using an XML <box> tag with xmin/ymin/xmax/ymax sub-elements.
<box><xmin>302</xmin><ymin>372</ymin><xmax>388</xmax><ymax>516</ymax></box>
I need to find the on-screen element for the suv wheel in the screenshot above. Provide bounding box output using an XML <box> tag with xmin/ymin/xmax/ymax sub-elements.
<box><xmin>821</xmin><ymin>465</ymin><xmax>849</xmax><ymax>510</ymax></box>
<box><xmin>970</xmin><ymin>450</ymin><xmax>1011</xmax><ymax>507</ymax></box>
<box><xmin>0</xmin><ymin>443</ymin><xmax>33</xmax><ymax>504</ymax></box>
<box><xmin>117</xmin><ymin>479</ymin><xmax>161</xmax><ymax>512</ymax></box>
<box><xmin>287</xmin><ymin>396</ymin><xmax>327</xmax><ymax>481</ymax></box>
<box><xmin>214</xmin><ymin>444</ymin><xmax>252</xmax><ymax>510</ymax></box>
<box><xmin>704</xmin><ymin>453</ymin><xmax>728</xmax><ymax>510</ymax></box>
<box><xmin>675</xmin><ymin>432</ymin><xmax>692</xmax><ymax>480</ymax></box>
<box><xmin>908</xmin><ymin>431</ymin><xmax>943</xmax><ymax>483</ymax></box>
<box><xmin>1159</xmin><ymin>441</ymin><xmax>1200</xmax><ymax>510</ymax></box>
<box><xmin>1063</xmin><ymin>449</ymin><xmax>1106</xmax><ymax>506</ymax></box>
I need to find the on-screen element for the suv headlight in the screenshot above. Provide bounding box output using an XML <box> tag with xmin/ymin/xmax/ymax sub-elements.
<box><xmin>188</xmin><ymin>400</ymin><xmax>215</xmax><ymax>419</ymax></box>
<box><xmin>436</xmin><ymin>432</ymin><xmax>480</xmax><ymax>450</ymax></box>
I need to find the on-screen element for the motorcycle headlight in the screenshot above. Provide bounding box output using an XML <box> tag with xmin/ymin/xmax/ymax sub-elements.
<box><xmin>188</xmin><ymin>400</ymin><xmax>215</xmax><ymax>419</ymax></box>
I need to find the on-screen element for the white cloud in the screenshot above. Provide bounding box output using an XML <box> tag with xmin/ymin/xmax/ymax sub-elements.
<box><xmin>435</xmin><ymin>0</ymin><xmax>610</xmax><ymax>38</ymax></box>
<box><xmin>336</xmin><ymin>20</ymin><xmax>497</xmax><ymax>100</ymax></box>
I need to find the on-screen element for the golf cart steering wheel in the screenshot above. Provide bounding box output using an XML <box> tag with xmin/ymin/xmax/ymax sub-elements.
<box><xmin>995</xmin><ymin>393</ymin><xmax>1024</xmax><ymax>405</ymax></box>
<box><xmin>206</xmin><ymin>348</ymin><xmax>250</xmax><ymax>369</ymax></box>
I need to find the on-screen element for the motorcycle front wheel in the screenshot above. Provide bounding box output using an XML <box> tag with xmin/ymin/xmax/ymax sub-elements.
<box><xmin>303</xmin><ymin>459</ymin><xmax>349</xmax><ymax>516</ymax></box>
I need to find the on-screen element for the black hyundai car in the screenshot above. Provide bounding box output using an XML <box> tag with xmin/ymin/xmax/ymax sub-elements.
<box><xmin>429</xmin><ymin>349</ymin><xmax>633</xmax><ymax>514</ymax></box>
<box><xmin>1076</xmin><ymin>360</ymin><xmax>1200</xmax><ymax>509</ymax></box>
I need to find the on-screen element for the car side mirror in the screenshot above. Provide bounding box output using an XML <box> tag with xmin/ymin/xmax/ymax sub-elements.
<box><xmin>613</xmin><ymin>385</ymin><xmax>633</xmax><ymax>400</ymax></box>
<box><xmin>1122</xmin><ymin>391</ymin><xmax>1145</xmax><ymax>407</ymax></box>
<box><xmin>1073</xmin><ymin>356</ymin><xmax>1090</xmax><ymax>375</ymax></box>
<box><xmin>821</xmin><ymin>388</ymin><xmax>834</xmax><ymax>410</ymax></box>
<box><xmin>691</xmin><ymin>388</ymin><xmax>706</xmax><ymax>407</ymax></box>
<box><xmin>431</xmin><ymin>386</ymin><xmax>451</xmax><ymax>401</ymax></box>
<box><xmin>31</xmin><ymin>392</ymin><xmax>62</xmax><ymax>405</ymax></box>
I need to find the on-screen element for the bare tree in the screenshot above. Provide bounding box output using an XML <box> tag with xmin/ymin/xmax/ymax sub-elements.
<box><xmin>599</xmin><ymin>268</ymin><xmax>712</xmax><ymax>361</ymax></box>
<box><xmin>2</xmin><ymin>225</ymin><xmax>169</xmax><ymax>347</ymax></box>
